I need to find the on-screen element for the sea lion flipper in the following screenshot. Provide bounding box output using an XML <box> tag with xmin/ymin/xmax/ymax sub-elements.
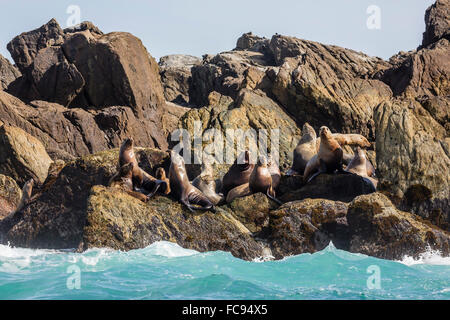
<box><xmin>146</xmin><ymin>183</ymin><xmax>161</xmax><ymax>199</ymax></box>
<box><xmin>266</xmin><ymin>188</ymin><xmax>282</xmax><ymax>206</ymax></box>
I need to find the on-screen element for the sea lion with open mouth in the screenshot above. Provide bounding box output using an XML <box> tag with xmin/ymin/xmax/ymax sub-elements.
<box><xmin>303</xmin><ymin>126</ymin><xmax>347</xmax><ymax>183</ymax></box>
<box><xmin>169</xmin><ymin>150</ymin><xmax>215</xmax><ymax>212</ymax></box>
<box><xmin>119</xmin><ymin>138</ymin><xmax>167</xmax><ymax>198</ymax></box>
<box><xmin>109</xmin><ymin>163</ymin><xmax>149</xmax><ymax>202</ymax></box>
<box><xmin>249</xmin><ymin>155</ymin><xmax>282</xmax><ymax>205</ymax></box>
<box><xmin>221</xmin><ymin>150</ymin><xmax>255</xmax><ymax>196</ymax></box>
<box><xmin>192</xmin><ymin>161</ymin><xmax>224</xmax><ymax>205</ymax></box>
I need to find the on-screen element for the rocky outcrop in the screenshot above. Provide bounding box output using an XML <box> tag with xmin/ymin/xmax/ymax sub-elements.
<box><xmin>422</xmin><ymin>0</ymin><xmax>450</xmax><ymax>47</ymax></box>
<box><xmin>0</xmin><ymin>124</ymin><xmax>52</xmax><ymax>185</ymax></box>
<box><xmin>0</xmin><ymin>174</ymin><xmax>22</xmax><ymax>219</ymax></box>
<box><xmin>159</xmin><ymin>54</ymin><xmax>201</xmax><ymax>105</ymax></box>
<box><xmin>347</xmin><ymin>193</ymin><xmax>450</xmax><ymax>260</ymax></box>
<box><xmin>0</xmin><ymin>54</ymin><xmax>20</xmax><ymax>90</ymax></box>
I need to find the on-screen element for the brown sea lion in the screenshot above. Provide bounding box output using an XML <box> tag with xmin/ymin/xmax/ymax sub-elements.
<box><xmin>192</xmin><ymin>161</ymin><xmax>224</xmax><ymax>205</ymax></box>
<box><xmin>109</xmin><ymin>163</ymin><xmax>149</xmax><ymax>202</ymax></box>
<box><xmin>169</xmin><ymin>150</ymin><xmax>215</xmax><ymax>212</ymax></box>
<box><xmin>16</xmin><ymin>179</ymin><xmax>34</xmax><ymax>212</ymax></box>
<box><xmin>249</xmin><ymin>156</ymin><xmax>282</xmax><ymax>205</ymax></box>
<box><xmin>303</xmin><ymin>126</ymin><xmax>347</xmax><ymax>183</ymax></box>
<box><xmin>119</xmin><ymin>138</ymin><xmax>167</xmax><ymax>197</ymax></box>
<box><xmin>316</xmin><ymin>133</ymin><xmax>371</xmax><ymax>150</ymax></box>
<box><xmin>155</xmin><ymin>167</ymin><xmax>171</xmax><ymax>195</ymax></box>
<box><xmin>345</xmin><ymin>147</ymin><xmax>378</xmax><ymax>188</ymax></box>
<box><xmin>221</xmin><ymin>150</ymin><xmax>255</xmax><ymax>196</ymax></box>
<box><xmin>289</xmin><ymin>123</ymin><xmax>317</xmax><ymax>175</ymax></box>
<box><xmin>226</xmin><ymin>183</ymin><xmax>251</xmax><ymax>203</ymax></box>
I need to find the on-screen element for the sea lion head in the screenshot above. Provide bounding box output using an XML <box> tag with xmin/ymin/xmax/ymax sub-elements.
<box><xmin>319</xmin><ymin>126</ymin><xmax>332</xmax><ymax>139</ymax></box>
<box><xmin>170</xmin><ymin>150</ymin><xmax>185</xmax><ymax>166</ymax></box>
<box><xmin>22</xmin><ymin>178</ymin><xmax>34</xmax><ymax>197</ymax></box>
<box><xmin>301</xmin><ymin>123</ymin><xmax>317</xmax><ymax>142</ymax></box>
<box><xmin>155</xmin><ymin>167</ymin><xmax>166</xmax><ymax>180</ymax></box>
<box><xmin>121</xmin><ymin>137</ymin><xmax>134</xmax><ymax>150</ymax></box>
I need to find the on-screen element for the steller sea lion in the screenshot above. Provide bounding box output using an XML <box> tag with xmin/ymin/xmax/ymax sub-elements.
<box><xmin>267</xmin><ymin>154</ymin><xmax>281</xmax><ymax>190</ymax></box>
<box><xmin>249</xmin><ymin>156</ymin><xmax>282</xmax><ymax>205</ymax></box>
<box><xmin>192</xmin><ymin>161</ymin><xmax>224</xmax><ymax>205</ymax></box>
<box><xmin>119</xmin><ymin>138</ymin><xmax>167</xmax><ymax>198</ymax></box>
<box><xmin>155</xmin><ymin>167</ymin><xmax>171</xmax><ymax>195</ymax></box>
<box><xmin>289</xmin><ymin>122</ymin><xmax>317</xmax><ymax>175</ymax></box>
<box><xmin>345</xmin><ymin>147</ymin><xmax>378</xmax><ymax>188</ymax></box>
<box><xmin>303</xmin><ymin>126</ymin><xmax>347</xmax><ymax>183</ymax></box>
<box><xmin>315</xmin><ymin>133</ymin><xmax>371</xmax><ymax>150</ymax></box>
<box><xmin>109</xmin><ymin>163</ymin><xmax>149</xmax><ymax>202</ymax></box>
<box><xmin>16</xmin><ymin>179</ymin><xmax>34</xmax><ymax>212</ymax></box>
<box><xmin>226</xmin><ymin>183</ymin><xmax>251</xmax><ymax>203</ymax></box>
<box><xmin>169</xmin><ymin>150</ymin><xmax>215</xmax><ymax>212</ymax></box>
<box><xmin>221</xmin><ymin>150</ymin><xmax>255</xmax><ymax>196</ymax></box>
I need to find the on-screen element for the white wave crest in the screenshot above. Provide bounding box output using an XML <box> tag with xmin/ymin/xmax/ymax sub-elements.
<box><xmin>399</xmin><ymin>247</ymin><xmax>450</xmax><ymax>266</ymax></box>
<box><xmin>144</xmin><ymin>241</ymin><xmax>199</xmax><ymax>257</ymax></box>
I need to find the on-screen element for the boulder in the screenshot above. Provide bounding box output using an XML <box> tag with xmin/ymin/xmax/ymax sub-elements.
<box><xmin>347</xmin><ymin>193</ymin><xmax>450</xmax><ymax>260</ymax></box>
<box><xmin>0</xmin><ymin>54</ymin><xmax>20</xmax><ymax>90</ymax></box>
<box><xmin>422</xmin><ymin>0</ymin><xmax>450</xmax><ymax>47</ymax></box>
<box><xmin>235</xmin><ymin>32</ymin><xmax>271</xmax><ymax>54</ymax></box>
<box><xmin>280</xmin><ymin>173</ymin><xmax>376</xmax><ymax>203</ymax></box>
<box><xmin>268</xmin><ymin>199</ymin><xmax>349</xmax><ymax>259</ymax></box>
<box><xmin>0</xmin><ymin>174</ymin><xmax>22</xmax><ymax>219</ymax></box>
<box><xmin>0</xmin><ymin>124</ymin><xmax>52</xmax><ymax>185</ymax></box>
<box><xmin>159</xmin><ymin>54</ymin><xmax>201</xmax><ymax>104</ymax></box>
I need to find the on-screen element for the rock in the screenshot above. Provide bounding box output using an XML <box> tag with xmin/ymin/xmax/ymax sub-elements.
<box><xmin>83</xmin><ymin>186</ymin><xmax>263</xmax><ymax>260</ymax></box>
<box><xmin>235</xmin><ymin>32</ymin><xmax>272</xmax><ymax>57</ymax></box>
<box><xmin>0</xmin><ymin>147</ymin><xmax>168</xmax><ymax>249</ymax></box>
<box><xmin>347</xmin><ymin>193</ymin><xmax>450</xmax><ymax>260</ymax></box>
<box><xmin>227</xmin><ymin>193</ymin><xmax>276</xmax><ymax>233</ymax></box>
<box><xmin>268</xmin><ymin>199</ymin><xmax>349</xmax><ymax>259</ymax></box>
<box><xmin>280</xmin><ymin>173</ymin><xmax>376</xmax><ymax>203</ymax></box>
<box><xmin>422</xmin><ymin>0</ymin><xmax>450</xmax><ymax>47</ymax></box>
<box><xmin>178</xmin><ymin>90</ymin><xmax>300</xmax><ymax>170</ymax></box>
<box><xmin>0</xmin><ymin>54</ymin><xmax>20</xmax><ymax>90</ymax></box>
<box><xmin>270</xmin><ymin>35</ymin><xmax>392</xmax><ymax>140</ymax></box>
<box><xmin>0</xmin><ymin>174</ymin><xmax>22</xmax><ymax>219</ymax></box>
<box><xmin>0</xmin><ymin>124</ymin><xmax>52</xmax><ymax>185</ymax></box>
<box><xmin>159</xmin><ymin>54</ymin><xmax>201</xmax><ymax>104</ymax></box>
<box><xmin>418</xmin><ymin>95</ymin><xmax>449</xmax><ymax>134</ymax></box>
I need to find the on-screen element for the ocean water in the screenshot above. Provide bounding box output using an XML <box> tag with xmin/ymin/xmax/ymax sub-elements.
<box><xmin>0</xmin><ymin>241</ymin><xmax>449</xmax><ymax>300</ymax></box>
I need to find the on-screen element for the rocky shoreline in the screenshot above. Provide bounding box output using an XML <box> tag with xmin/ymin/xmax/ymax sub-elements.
<box><xmin>0</xmin><ymin>1</ymin><xmax>449</xmax><ymax>261</ymax></box>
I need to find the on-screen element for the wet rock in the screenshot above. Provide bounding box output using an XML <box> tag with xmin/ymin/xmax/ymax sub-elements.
<box><xmin>347</xmin><ymin>193</ymin><xmax>450</xmax><ymax>260</ymax></box>
<box><xmin>280</xmin><ymin>173</ymin><xmax>376</xmax><ymax>203</ymax></box>
<box><xmin>0</xmin><ymin>124</ymin><xmax>52</xmax><ymax>185</ymax></box>
<box><xmin>0</xmin><ymin>174</ymin><xmax>22</xmax><ymax>219</ymax></box>
<box><xmin>268</xmin><ymin>198</ymin><xmax>349</xmax><ymax>259</ymax></box>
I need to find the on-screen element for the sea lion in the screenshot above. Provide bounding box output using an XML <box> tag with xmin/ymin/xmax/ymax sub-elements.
<box><xmin>303</xmin><ymin>126</ymin><xmax>347</xmax><ymax>183</ymax></box>
<box><xmin>249</xmin><ymin>156</ymin><xmax>282</xmax><ymax>205</ymax></box>
<box><xmin>289</xmin><ymin>122</ymin><xmax>317</xmax><ymax>175</ymax></box>
<box><xmin>15</xmin><ymin>179</ymin><xmax>34</xmax><ymax>212</ymax></box>
<box><xmin>226</xmin><ymin>183</ymin><xmax>251</xmax><ymax>203</ymax></box>
<box><xmin>267</xmin><ymin>154</ymin><xmax>281</xmax><ymax>190</ymax></box>
<box><xmin>169</xmin><ymin>150</ymin><xmax>215</xmax><ymax>212</ymax></box>
<box><xmin>119</xmin><ymin>138</ymin><xmax>167</xmax><ymax>197</ymax></box>
<box><xmin>221</xmin><ymin>150</ymin><xmax>255</xmax><ymax>196</ymax></box>
<box><xmin>192</xmin><ymin>161</ymin><xmax>224</xmax><ymax>205</ymax></box>
<box><xmin>316</xmin><ymin>133</ymin><xmax>371</xmax><ymax>150</ymax></box>
<box><xmin>109</xmin><ymin>163</ymin><xmax>149</xmax><ymax>202</ymax></box>
<box><xmin>345</xmin><ymin>147</ymin><xmax>378</xmax><ymax>188</ymax></box>
<box><xmin>155</xmin><ymin>167</ymin><xmax>171</xmax><ymax>195</ymax></box>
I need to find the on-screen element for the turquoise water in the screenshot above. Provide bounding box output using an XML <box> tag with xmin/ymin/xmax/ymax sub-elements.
<box><xmin>0</xmin><ymin>241</ymin><xmax>449</xmax><ymax>300</ymax></box>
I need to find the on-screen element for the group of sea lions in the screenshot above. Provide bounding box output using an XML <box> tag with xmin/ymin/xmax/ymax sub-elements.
<box><xmin>110</xmin><ymin>124</ymin><xmax>376</xmax><ymax>213</ymax></box>
<box><xmin>288</xmin><ymin>123</ymin><xmax>377</xmax><ymax>188</ymax></box>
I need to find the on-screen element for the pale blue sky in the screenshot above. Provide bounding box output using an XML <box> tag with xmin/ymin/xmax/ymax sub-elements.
<box><xmin>0</xmin><ymin>0</ymin><xmax>435</xmax><ymax>63</ymax></box>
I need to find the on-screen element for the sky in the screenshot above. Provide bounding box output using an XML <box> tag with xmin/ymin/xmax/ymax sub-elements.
<box><xmin>0</xmin><ymin>0</ymin><xmax>435</xmax><ymax>64</ymax></box>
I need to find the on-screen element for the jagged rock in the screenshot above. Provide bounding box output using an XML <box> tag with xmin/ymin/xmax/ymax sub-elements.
<box><xmin>347</xmin><ymin>193</ymin><xmax>450</xmax><ymax>260</ymax></box>
<box><xmin>280</xmin><ymin>173</ymin><xmax>376</xmax><ymax>203</ymax></box>
<box><xmin>422</xmin><ymin>0</ymin><xmax>450</xmax><ymax>47</ymax></box>
<box><xmin>178</xmin><ymin>90</ymin><xmax>300</xmax><ymax>170</ymax></box>
<box><xmin>270</xmin><ymin>35</ymin><xmax>392</xmax><ymax>140</ymax></box>
<box><xmin>227</xmin><ymin>193</ymin><xmax>276</xmax><ymax>233</ymax></box>
<box><xmin>0</xmin><ymin>54</ymin><xmax>20</xmax><ymax>90</ymax></box>
<box><xmin>268</xmin><ymin>199</ymin><xmax>349</xmax><ymax>259</ymax></box>
<box><xmin>159</xmin><ymin>54</ymin><xmax>201</xmax><ymax>104</ymax></box>
<box><xmin>374</xmin><ymin>99</ymin><xmax>449</xmax><ymax>227</ymax></box>
<box><xmin>418</xmin><ymin>95</ymin><xmax>449</xmax><ymax>134</ymax></box>
<box><xmin>83</xmin><ymin>186</ymin><xmax>263</xmax><ymax>260</ymax></box>
<box><xmin>0</xmin><ymin>174</ymin><xmax>22</xmax><ymax>219</ymax></box>
<box><xmin>0</xmin><ymin>148</ymin><xmax>168</xmax><ymax>249</ymax></box>
<box><xmin>235</xmin><ymin>32</ymin><xmax>272</xmax><ymax>57</ymax></box>
<box><xmin>0</xmin><ymin>124</ymin><xmax>52</xmax><ymax>185</ymax></box>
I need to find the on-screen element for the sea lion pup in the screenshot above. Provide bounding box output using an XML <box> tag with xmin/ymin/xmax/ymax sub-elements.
<box><xmin>109</xmin><ymin>163</ymin><xmax>149</xmax><ymax>202</ymax></box>
<box><xmin>15</xmin><ymin>179</ymin><xmax>34</xmax><ymax>212</ymax></box>
<box><xmin>221</xmin><ymin>150</ymin><xmax>255</xmax><ymax>196</ymax></box>
<box><xmin>345</xmin><ymin>147</ymin><xmax>378</xmax><ymax>188</ymax></box>
<box><xmin>303</xmin><ymin>126</ymin><xmax>347</xmax><ymax>183</ymax></box>
<box><xmin>249</xmin><ymin>156</ymin><xmax>282</xmax><ymax>205</ymax></box>
<box><xmin>267</xmin><ymin>154</ymin><xmax>281</xmax><ymax>190</ymax></box>
<box><xmin>119</xmin><ymin>138</ymin><xmax>167</xmax><ymax>197</ymax></box>
<box><xmin>155</xmin><ymin>167</ymin><xmax>171</xmax><ymax>195</ymax></box>
<box><xmin>169</xmin><ymin>151</ymin><xmax>215</xmax><ymax>212</ymax></box>
<box><xmin>289</xmin><ymin>122</ymin><xmax>317</xmax><ymax>175</ymax></box>
<box><xmin>192</xmin><ymin>161</ymin><xmax>224</xmax><ymax>205</ymax></box>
